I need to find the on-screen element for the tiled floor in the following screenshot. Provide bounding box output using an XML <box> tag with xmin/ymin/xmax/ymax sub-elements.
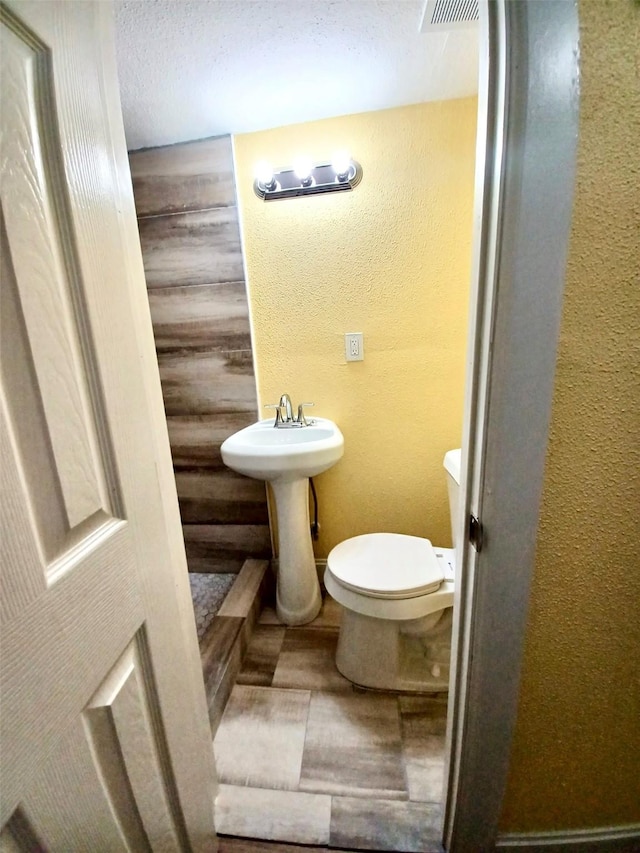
<box><xmin>213</xmin><ymin>596</ymin><xmax>447</xmax><ymax>852</ymax></box>
<box><xmin>189</xmin><ymin>572</ymin><xmax>237</xmax><ymax>639</ymax></box>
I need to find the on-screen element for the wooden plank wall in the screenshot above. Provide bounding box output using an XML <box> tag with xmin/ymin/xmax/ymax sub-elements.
<box><xmin>129</xmin><ymin>136</ymin><xmax>271</xmax><ymax>573</ymax></box>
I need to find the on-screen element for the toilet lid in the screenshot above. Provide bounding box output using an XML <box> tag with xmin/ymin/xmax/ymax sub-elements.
<box><xmin>326</xmin><ymin>533</ymin><xmax>444</xmax><ymax>599</ymax></box>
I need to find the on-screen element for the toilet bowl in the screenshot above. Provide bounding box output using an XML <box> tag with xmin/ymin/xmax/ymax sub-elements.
<box><xmin>324</xmin><ymin>449</ymin><xmax>461</xmax><ymax>693</ymax></box>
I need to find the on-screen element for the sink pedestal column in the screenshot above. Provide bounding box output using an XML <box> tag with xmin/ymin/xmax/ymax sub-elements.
<box><xmin>270</xmin><ymin>478</ymin><xmax>322</xmax><ymax>626</ymax></box>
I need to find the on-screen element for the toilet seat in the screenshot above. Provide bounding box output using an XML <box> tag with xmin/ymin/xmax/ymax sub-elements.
<box><xmin>327</xmin><ymin>533</ymin><xmax>443</xmax><ymax>599</ymax></box>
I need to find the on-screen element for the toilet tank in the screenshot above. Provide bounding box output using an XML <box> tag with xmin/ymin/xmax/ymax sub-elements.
<box><xmin>443</xmin><ymin>449</ymin><xmax>462</xmax><ymax>549</ymax></box>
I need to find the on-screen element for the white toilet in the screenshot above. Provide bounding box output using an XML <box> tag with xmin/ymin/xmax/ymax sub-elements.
<box><xmin>324</xmin><ymin>449</ymin><xmax>461</xmax><ymax>692</ymax></box>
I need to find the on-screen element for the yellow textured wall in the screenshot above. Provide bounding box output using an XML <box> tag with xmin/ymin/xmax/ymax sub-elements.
<box><xmin>501</xmin><ymin>0</ymin><xmax>640</xmax><ymax>832</ymax></box>
<box><xmin>234</xmin><ymin>100</ymin><xmax>477</xmax><ymax>555</ymax></box>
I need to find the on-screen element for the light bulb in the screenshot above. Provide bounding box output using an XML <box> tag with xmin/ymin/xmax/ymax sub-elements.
<box><xmin>254</xmin><ymin>160</ymin><xmax>275</xmax><ymax>186</ymax></box>
<box><xmin>293</xmin><ymin>156</ymin><xmax>314</xmax><ymax>185</ymax></box>
<box><xmin>331</xmin><ymin>150</ymin><xmax>352</xmax><ymax>179</ymax></box>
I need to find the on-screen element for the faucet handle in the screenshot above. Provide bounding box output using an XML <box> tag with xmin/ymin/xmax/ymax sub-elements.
<box><xmin>264</xmin><ymin>403</ymin><xmax>284</xmax><ymax>426</ymax></box>
<box><xmin>296</xmin><ymin>402</ymin><xmax>315</xmax><ymax>426</ymax></box>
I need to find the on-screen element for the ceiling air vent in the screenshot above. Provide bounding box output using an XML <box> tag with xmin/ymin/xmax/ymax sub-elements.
<box><xmin>420</xmin><ymin>0</ymin><xmax>479</xmax><ymax>32</ymax></box>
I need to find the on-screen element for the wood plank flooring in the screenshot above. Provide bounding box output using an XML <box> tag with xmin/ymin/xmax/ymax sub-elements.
<box><xmin>213</xmin><ymin>597</ymin><xmax>447</xmax><ymax>852</ymax></box>
<box><xmin>129</xmin><ymin>136</ymin><xmax>270</xmax><ymax>572</ymax></box>
<box><xmin>129</xmin><ymin>135</ymin><xmax>237</xmax><ymax>216</ymax></box>
<box><xmin>218</xmin><ymin>839</ymin><xmax>354</xmax><ymax>853</ymax></box>
<box><xmin>137</xmin><ymin>208</ymin><xmax>244</xmax><ymax>289</ymax></box>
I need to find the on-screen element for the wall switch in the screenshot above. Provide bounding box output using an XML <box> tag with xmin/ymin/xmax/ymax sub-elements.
<box><xmin>345</xmin><ymin>332</ymin><xmax>364</xmax><ymax>362</ymax></box>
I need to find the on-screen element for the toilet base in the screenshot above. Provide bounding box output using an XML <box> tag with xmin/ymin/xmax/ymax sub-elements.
<box><xmin>334</xmin><ymin>606</ymin><xmax>453</xmax><ymax>693</ymax></box>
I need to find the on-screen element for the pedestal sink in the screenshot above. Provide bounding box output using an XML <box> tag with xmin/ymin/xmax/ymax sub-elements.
<box><xmin>221</xmin><ymin>418</ymin><xmax>344</xmax><ymax>625</ymax></box>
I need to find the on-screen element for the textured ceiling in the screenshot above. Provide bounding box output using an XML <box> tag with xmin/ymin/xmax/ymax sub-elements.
<box><xmin>114</xmin><ymin>0</ymin><xmax>479</xmax><ymax>151</ymax></box>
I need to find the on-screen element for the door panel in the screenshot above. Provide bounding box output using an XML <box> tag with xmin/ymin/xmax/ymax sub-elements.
<box><xmin>86</xmin><ymin>639</ymin><xmax>186</xmax><ymax>852</ymax></box>
<box><xmin>0</xmin><ymin>2</ymin><xmax>217</xmax><ymax>848</ymax></box>
<box><xmin>0</xmin><ymin>216</ymin><xmax>74</xmax><ymax>575</ymax></box>
<box><xmin>1</xmin><ymin>20</ymin><xmax>116</xmax><ymax>532</ymax></box>
<box><xmin>16</xmin><ymin>638</ymin><xmax>186</xmax><ymax>852</ymax></box>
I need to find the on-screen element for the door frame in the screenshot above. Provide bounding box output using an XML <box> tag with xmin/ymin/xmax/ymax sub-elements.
<box><xmin>443</xmin><ymin>1</ymin><xmax>580</xmax><ymax>849</ymax></box>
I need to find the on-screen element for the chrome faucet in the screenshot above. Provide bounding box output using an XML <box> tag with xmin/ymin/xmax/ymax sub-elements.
<box><xmin>264</xmin><ymin>394</ymin><xmax>315</xmax><ymax>427</ymax></box>
<box><xmin>279</xmin><ymin>393</ymin><xmax>294</xmax><ymax>423</ymax></box>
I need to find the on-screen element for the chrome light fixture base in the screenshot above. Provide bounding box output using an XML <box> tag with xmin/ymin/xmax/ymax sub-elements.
<box><xmin>254</xmin><ymin>160</ymin><xmax>362</xmax><ymax>201</ymax></box>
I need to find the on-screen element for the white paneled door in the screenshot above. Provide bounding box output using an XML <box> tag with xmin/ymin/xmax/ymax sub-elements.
<box><xmin>0</xmin><ymin>2</ymin><xmax>217</xmax><ymax>849</ymax></box>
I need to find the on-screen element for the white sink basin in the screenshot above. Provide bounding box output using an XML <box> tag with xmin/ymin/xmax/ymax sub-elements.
<box><xmin>221</xmin><ymin>417</ymin><xmax>344</xmax><ymax>482</ymax></box>
<box><xmin>221</xmin><ymin>415</ymin><xmax>344</xmax><ymax>626</ymax></box>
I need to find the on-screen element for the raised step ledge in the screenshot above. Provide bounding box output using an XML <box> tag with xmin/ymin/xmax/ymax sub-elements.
<box><xmin>199</xmin><ymin>559</ymin><xmax>270</xmax><ymax>735</ymax></box>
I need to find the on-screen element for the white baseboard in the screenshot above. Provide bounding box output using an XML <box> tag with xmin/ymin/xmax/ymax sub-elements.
<box><xmin>496</xmin><ymin>824</ymin><xmax>640</xmax><ymax>852</ymax></box>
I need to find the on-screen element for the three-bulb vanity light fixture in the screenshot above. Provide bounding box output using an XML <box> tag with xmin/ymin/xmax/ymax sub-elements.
<box><xmin>253</xmin><ymin>151</ymin><xmax>362</xmax><ymax>201</ymax></box>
